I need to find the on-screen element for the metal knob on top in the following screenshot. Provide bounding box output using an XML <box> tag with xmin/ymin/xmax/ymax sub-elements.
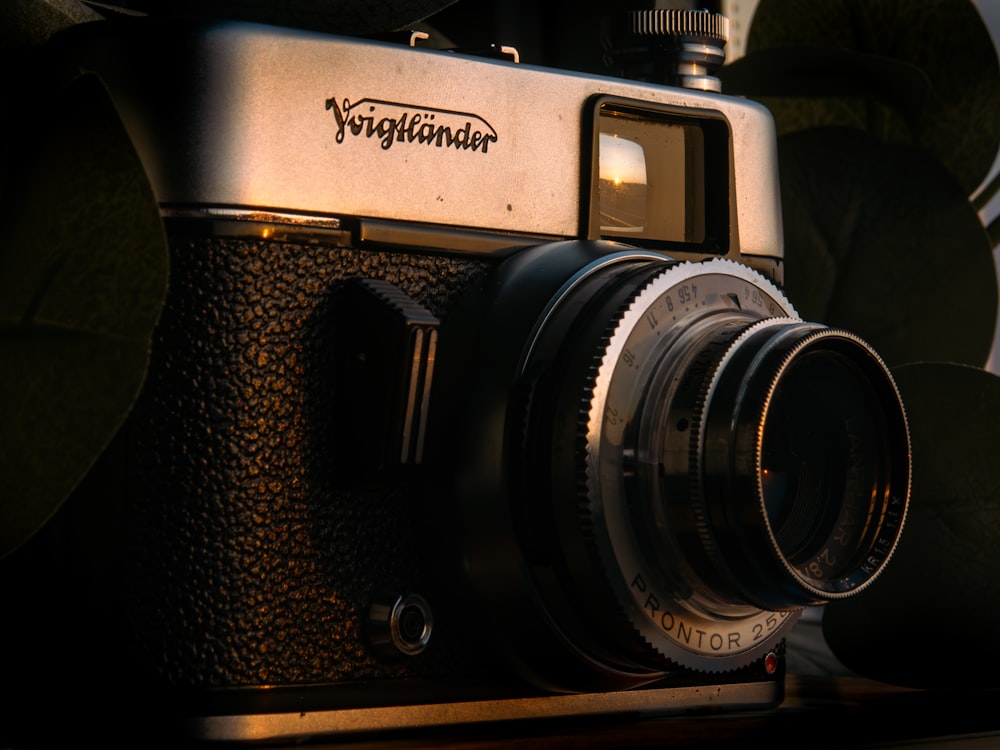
<box><xmin>614</xmin><ymin>9</ymin><xmax>730</xmax><ymax>92</ymax></box>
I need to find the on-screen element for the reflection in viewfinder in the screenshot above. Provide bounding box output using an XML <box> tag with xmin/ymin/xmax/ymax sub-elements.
<box><xmin>597</xmin><ymin>110</ymin><xmax>704</xmax><ymax>244</ymax></box>
<box><xmin>599</xmin><ymin>134</ymin><xmax>648</xmax><ymax>233</ymax></box>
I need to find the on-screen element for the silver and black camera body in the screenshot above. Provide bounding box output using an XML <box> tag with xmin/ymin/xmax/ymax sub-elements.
<box><xmin>9</xmin><ymin>8</ymin><xmax>911</xmax><ymax>743</ymax></box>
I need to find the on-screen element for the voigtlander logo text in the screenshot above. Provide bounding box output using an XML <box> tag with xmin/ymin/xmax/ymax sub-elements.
<box><xmin>326</xmin><ymin>97</ymin><xmax>498</xmax><ymax>153</ymax></box>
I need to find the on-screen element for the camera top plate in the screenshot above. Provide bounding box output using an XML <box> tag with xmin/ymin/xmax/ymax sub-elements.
<box><xmin>51</xmin><ymin>16</ymin><xmax>782</xmax><ymax>260</ymax></box>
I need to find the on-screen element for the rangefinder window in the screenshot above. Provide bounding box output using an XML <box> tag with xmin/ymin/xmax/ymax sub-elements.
<box><xmin>591</xmin><ymin>99</ymin><xmax>728</xmax><ymax>251</ymax></box>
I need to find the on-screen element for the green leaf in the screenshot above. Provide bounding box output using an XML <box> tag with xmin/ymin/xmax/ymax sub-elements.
<box><xmin>776</xmin><ymin>126</ymin><xmax>997</xmax><ymax>368</ymax></box>
<box><xmin>734</xmin><ymin>0</ymin><xmax>1000</xmax><ymax>196</ymax></box>
<box><xmin>0</xmin><ymin>0</ymin><xmax>104</xmax><ymax>49</ymax></box>
<box><xmin>822</xmin><ymin>362</ymin><xmax>1000</xmax><ymax>689</ymax></box>
<box><xmin>115</xmin><ymin>0</ymin><xmax>461</xmax><ymax>36</ymax></box>
<box><xmin>0</xmin><ymin>72</ymin><xmax>168</xmax><ymax>559</ymax></box>
<box><xmin>719</xmin><ymin>43</ymin><xmax>932</xmax><ymax>131</ymax></box>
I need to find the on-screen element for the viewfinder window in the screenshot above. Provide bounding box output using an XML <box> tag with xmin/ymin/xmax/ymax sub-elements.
<box><xmin>595</xmin><ymin>104</ymin><xmax>709</xmax><ymax>246</ymax></box>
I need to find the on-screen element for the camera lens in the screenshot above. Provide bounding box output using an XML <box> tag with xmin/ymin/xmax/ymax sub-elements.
<box><xmin>760</xmin><ymin>343</ymin><xmax>897</xmax><ymax>578</ymax></box>
<box><xmin>695</xmin><ymin>321</ymin><xmax>910</xmax><ymax>611</ymax></box>
<box><xmin>450</xmin><ymin>248</ymin><xmax>910</xmax><ymax>686</ymax></box>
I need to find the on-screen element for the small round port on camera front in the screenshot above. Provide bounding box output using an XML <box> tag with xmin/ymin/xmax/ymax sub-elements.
<box><xmin>367</xmin><ymin>591</ymin><xmax>433</xmax><ymax>659</ymax></box>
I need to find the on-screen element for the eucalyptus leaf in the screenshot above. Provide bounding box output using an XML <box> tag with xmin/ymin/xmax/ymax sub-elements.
<box><xmin>720</xmin><ymin>44</ymin><xmax>931</xmax><ymax>129</ymax></box>
<box><xmin>776</xmin><ymin>126</ymin><xmax>997</xmax><ymax>368</ymax></box>
<box><xmin>822</xmin><ymin>362</ymin><xmax>1000</xmax><ymax>688</ymax></box>
<box><xmin>0</xmin><ymin>0</ymin><xmax>103</xmax><ymax>48</ymax></box>
<box><xmin>739</xmin><ymin>0</ymin><xmax>1000</xmax><ymax>196</ymax></box>
<box><xmin>0</xmin><ymin>72</ymin><xmax>168</xmax><ymax>559</ymax></box>
<box><xmin>96</xmin><ymin>0</ymin><xmax>460</xmax><ymax>35</ymax></box>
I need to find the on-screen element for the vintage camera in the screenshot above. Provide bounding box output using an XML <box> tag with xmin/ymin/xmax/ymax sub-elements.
<box><xmin>4</xmin><ymin>5</ymin><xmax>911</xmax><ymax>744</ymax></box>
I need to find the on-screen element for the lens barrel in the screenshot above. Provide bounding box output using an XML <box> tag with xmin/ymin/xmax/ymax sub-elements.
<box><xmin>448</xmin><ymin>246</ymin><xmax>910</xmax><ymax>684</ymax></box>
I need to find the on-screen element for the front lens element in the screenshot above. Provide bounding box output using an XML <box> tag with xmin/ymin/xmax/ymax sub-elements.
<box><xmin>693</xmin><ymin>322</ymin><xmax>910</xmax><ymax>612</ymax></box>
<box><xmin>756</xmin><ymin>336</ymin><xmax>909</xmax><ymax>593</ymax></box>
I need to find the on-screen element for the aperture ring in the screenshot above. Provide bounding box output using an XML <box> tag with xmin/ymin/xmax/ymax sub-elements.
<box><xmin>580</xmin><ymin>259</ymin><xmax>803</xmax><ymax>671</ymax></box>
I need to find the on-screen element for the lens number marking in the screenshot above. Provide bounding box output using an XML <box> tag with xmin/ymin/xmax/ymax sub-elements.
<box><xmin>743</xmin><ymin>284</ymin><xmax>777</xmax><ymax>315</ymax></box>
<box><xmin>751</xmin><ymin>614</ymin><xmax>784</xmax><ymax>642</ymax></box>
<box><xmin>631</xmin><ymin>572</ymin><xmax>793</xmax><ymax>655</ymax></box>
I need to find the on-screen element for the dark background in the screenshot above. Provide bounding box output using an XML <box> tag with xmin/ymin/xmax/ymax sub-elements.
<box><xmin>2</xmin><ymin>1</ymin><xmax>999</xmax><ymax>748</ymax></box>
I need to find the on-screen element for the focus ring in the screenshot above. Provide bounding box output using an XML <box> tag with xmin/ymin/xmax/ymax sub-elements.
<box><xmin>579</xmin><ymin>260</ymin><xmax>803</xmax><ymax>671</ymax></box>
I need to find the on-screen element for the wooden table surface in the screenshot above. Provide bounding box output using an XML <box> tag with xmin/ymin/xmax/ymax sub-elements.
<box><xmin>281</xmin><ymin>676</ymin><xmax>1000</xmax><ymax>750</ymax></box>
